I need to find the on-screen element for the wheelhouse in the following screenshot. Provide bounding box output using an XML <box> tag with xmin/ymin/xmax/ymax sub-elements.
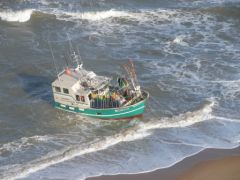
<box><xmin>52</xmin><ymin>67</ymin><xmax>111</xmax><ymax>108</ymax></box>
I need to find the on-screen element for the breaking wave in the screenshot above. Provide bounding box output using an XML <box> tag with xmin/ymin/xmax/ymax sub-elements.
<box><xmin>1</xmin><ymin>100</ymin><xmax>215</xmax><ymax>180</ymax></box>
<box><xmin>56</xmin><ymin>8</ymin><xmax>177</xmax><ymax>22</ymax></box>
<box><xmin>63</xmin><ymin>9</ymin><xmax>132</xmax><ymax>21</ymax></box>
<box><xmin>0</xmin><ymin>8</ymin><xmax>177</xmax><ymax>23</ymax></box>
<box><xmin>0</xmin><ymin>9</ymin><xmax>33</xmax><ymax>22</ymax></box>
<box><xmin>144</xmin><ymin>100</ymin><xmax>214</xmax><ymax>130</ymax></box>
<box><xmin>0</xmin><ymin>8</ymin><xmax>132</xmax><ymax>23</ymax></box>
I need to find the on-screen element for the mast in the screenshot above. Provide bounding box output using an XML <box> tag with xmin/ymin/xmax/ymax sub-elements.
<box><xmin>122</xmin><ymin>60</ymin><xmax>142</xmax><ymax>96</ymax></box>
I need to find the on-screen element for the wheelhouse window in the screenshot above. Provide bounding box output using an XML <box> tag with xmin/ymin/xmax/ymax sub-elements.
<box><xmin>76</xmin><ymin>95</ymin><xmax>80</xmax><ymax>101</ymax></box>
<box><xmin>76</xmin><ymin>95</ymin><xmax>85</xmax><ymax>102</ymax></box>
<box><xmin>81</xmin><ymin>96</ymin><xmax>85</xmax><ymax>102</ymax></box>
<box><xmin>55</xmin><ymin>86</ymin><xmax>61</xmax><ymax>92</ymax></box>
<box><xmin>63</xmin><ymin>88</ymin><xmax>69</xmax><ymax>94</ymax></box>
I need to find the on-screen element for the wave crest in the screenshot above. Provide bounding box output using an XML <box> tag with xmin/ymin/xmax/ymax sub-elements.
<box><xmin>0</xmin><ymin>9</ymin><xmax>33</xmax><ymax>22</ymax></box>
<box><xmin>0</xmin><ymin>8</ymin><xmax>176</xmax><ymax>23</ymax></box>
<box><xmin>61</xmin><ymin>9</ymin><xmax>132</xmax><ymax>21</ymax></box>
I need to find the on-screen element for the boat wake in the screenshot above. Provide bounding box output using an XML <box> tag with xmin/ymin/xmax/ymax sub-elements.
<box><xmin>0</xmin><ymin>100</ymin><xmax>215</xmax><ymax>180</ymax></box>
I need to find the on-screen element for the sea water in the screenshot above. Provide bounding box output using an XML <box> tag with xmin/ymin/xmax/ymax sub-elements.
<box><xmin>0</xmin><ymin>0</ymin><xmax>239</xmax><ymax>179</ymax></box>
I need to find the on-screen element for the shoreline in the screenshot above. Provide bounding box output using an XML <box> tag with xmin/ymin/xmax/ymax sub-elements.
<box><xmin>87</xmin><ymin>146</ymin><xmax>240</xmax><ymax>180</ymax></box>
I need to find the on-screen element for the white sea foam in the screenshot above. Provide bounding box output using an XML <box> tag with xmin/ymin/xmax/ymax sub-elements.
<box><xmin>173</xmin><ymin>36</ymin><xmax>188</xmax><ymax>46</ymax></box>
<box><xmin>63</xmin><ymin>9</ymin><xmax>132</xmax><ymax>21</ymax></box>
<box><xmin>1</xmin><ymin>130</ymin><xmax>150</xmax><ymax>180</ymax></box>
<box><xmin>55</xmin><ymin>8</ymin><xmax>178</xmax><ymax>22</ymax></box>
<box><xmin>0</xmin><ymin>135</ymin><xmax>51</xmax><ymax>155</ymax></box>
<box><xmin>0</xmin><ymin>9</ymin><xmax>33</xmax><ymax>22</ymax></box>
<box><xmin>1</xmin><ymin>100</ymin><xmax>215</xmax><ymax>180</ymax></box>
<box><xmin>0</xmin><ymin>8</ymin><xmax>178</xmax><ymax>24</ymax></box>
<box><xmin>39</xmin><ymin>0</ymin><xmax>51</xmax><ymax>6</ymax></box>
<box><xmin>142</xmin><ymin>100</ymin><xmax>214</xmax><ymax>131</ymax></box>
<box><xmin>212</xmin><ymin>116</ymin><xmax>240</xmax><ymax>122</ymax></box>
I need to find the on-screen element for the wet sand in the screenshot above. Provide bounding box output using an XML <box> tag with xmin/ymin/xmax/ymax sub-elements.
<box><xmin>88</xmin><ymin>147</ymin><xmax>240</xmax><ymax>180</ymax></box>
<box><xmin>178</xmin><ymin>156</ymin><xmax>240</xmax><ymax>180</ymax></box>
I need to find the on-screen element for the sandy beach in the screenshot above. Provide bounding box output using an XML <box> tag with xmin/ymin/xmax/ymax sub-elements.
<box><xmin>88</xmin><ymin>147</ymin><xmax>240</xmax><ymax>180</ymax></box>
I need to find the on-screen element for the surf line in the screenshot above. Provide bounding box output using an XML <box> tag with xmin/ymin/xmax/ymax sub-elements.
<box><xmin>3</xmin><ymin>100</ymin><xmax>215</xmax><ymax>179</ymax></box>
<box><xmin>2</xmin><ymin>129</ymin><xmax>150</xmax><ymax>179</ymax></box>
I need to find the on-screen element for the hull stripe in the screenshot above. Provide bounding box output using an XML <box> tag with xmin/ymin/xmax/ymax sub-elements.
<box><xmin>81</xmin><ymin>106</ymin><xmax>144</xmax><ymax>118</ymax></box>
<box><xmin>55</xmin><ymin>105</ymin><xmax>144</xmax><ymax>118</ymax></box>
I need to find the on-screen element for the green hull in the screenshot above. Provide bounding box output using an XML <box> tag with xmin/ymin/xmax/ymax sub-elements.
<box><xmin>54</xmin><ymin>100</ymin><xmax>146</xmax><ymax>119</ymax></box>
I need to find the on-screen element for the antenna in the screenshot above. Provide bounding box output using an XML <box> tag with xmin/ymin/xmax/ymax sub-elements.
<box><xmin>66</xmin><ymin>33</ymin><xmax>82</xmax><ymax>69</ymax></box>
<box><xmin>72</xmin><ymin>51</ymin><xmax>79</xmax><ymax>66</ymax></box>
<box><xmin>48</xmin><ymin>41</ymin><xmax>60</xmax><ymax>82</ymax></box>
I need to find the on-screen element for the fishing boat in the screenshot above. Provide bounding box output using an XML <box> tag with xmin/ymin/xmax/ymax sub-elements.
<box><xmin>51</xmin><ymin>52</ymin><xmax>149</xmax><ymax>119</ymax></box>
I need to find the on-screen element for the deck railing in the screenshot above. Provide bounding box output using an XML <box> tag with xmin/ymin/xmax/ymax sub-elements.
<box><xmin>90</xmin><ymin>97</ymin><xmax>120</xmax><ymax>109</ymax></box>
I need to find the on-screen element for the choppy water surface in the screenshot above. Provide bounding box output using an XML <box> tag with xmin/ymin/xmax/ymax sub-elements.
<box><xmin>0</xmin><ymin>0</ymin><xmax>240</xmax><ymax>179</ymax></box>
